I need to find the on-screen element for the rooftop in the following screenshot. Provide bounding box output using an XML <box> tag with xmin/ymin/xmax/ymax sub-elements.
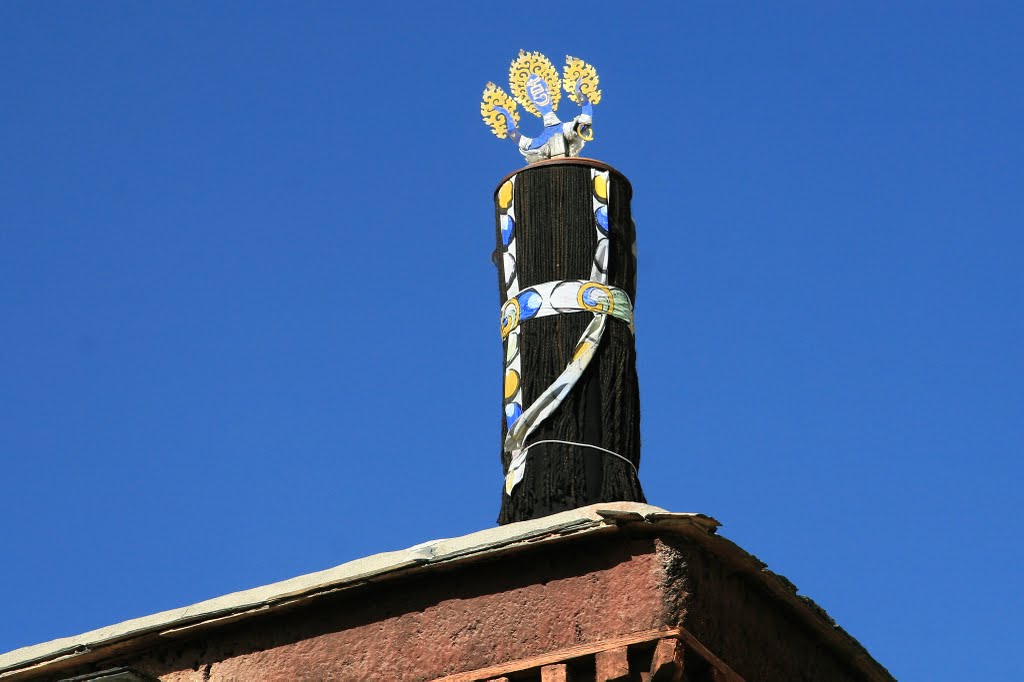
<box><xmin>0</xmin><ymin>502</ymin><xmax>882</xmax><ymax>680</ymax></box>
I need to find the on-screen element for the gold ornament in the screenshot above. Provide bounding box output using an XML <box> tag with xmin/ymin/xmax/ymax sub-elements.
<box><xmin>508</xmin><ymin>50</ymin><xmax>561</xmax><ymax>117</ymax></box>
<box><xmin>563</xmin><ymin>56</ymin><xmax>602</xmax><ymax>106</ymax></box>
<box><xmin>481</xmin><ymin>82</ymin><xmax>520</xmax><ymax>139</ymax></box>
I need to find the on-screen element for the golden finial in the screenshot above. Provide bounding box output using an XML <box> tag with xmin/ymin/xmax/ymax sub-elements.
<box><xmin>481</xmin><ymin>82</ymin><xmax>521</xmax><ymax>139</ymax></box>
<box><xmin>508</xmin><ymin>50</ymin><xmax>561</xmax><ymax>117</ymax></box>
<box><xmin>481</xmin><ymin>52</ymin><xmax>602</xmax><ymax>163</ymax></box>
<box><xmin>563</xmin><ymin>56</ymin><xmax>602</xmax><ymax>106</ymax></box>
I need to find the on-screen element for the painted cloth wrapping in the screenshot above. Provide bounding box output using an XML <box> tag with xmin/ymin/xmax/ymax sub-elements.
<box><xmin>500</xmin><ymin>280</ymin><xmax>634</xmax><ymax>339</ymax></box>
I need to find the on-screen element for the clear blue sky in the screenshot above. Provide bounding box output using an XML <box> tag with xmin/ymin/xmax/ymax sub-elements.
<box><xmin>1</xmin><ymin>3</ymin><xmax>1021</xmax><ymax>679</ymax></box>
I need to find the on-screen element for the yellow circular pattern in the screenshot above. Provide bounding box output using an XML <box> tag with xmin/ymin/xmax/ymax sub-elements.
<box><xmin>577</xmin><ymin>282</ymin><xmax>614</xmax><ymax>313</ymax></box>
<box><xmin>498</xmin><ymin>181</ymin><xmax>514</xmax><ymax>209</ymax></box>
<box><xmin>593</xmin><ymin>174</ymin><xmax>607</xmax><ymax>202</ymax></box>
<box><xmin>504</xmin><ymin>370</ymin><xmax>520</xmax><ymax>399</ymax></box>
<box><xmin>500</xmin><ymin>298</ymin><xmax>520</xmax><ymax>338</ymax></box>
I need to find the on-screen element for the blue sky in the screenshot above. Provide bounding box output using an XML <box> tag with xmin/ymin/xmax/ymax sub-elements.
<box><xmin>1</xmin><ymin>3</ymin><xmax>1021</xmax><ymax>679</ymax></box>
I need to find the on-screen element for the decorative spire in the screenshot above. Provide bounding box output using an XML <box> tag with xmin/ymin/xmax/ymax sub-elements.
<box><xmin>481</xmin><ymin>51</ymin><xmax>601</xmax><ymax>164</ymax></box>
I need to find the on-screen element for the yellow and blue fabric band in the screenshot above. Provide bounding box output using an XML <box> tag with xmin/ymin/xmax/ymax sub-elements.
<box><xmin>500</xmin><ymin>279</ymin><xmax>634</xmax><ymax>340</ymax></box>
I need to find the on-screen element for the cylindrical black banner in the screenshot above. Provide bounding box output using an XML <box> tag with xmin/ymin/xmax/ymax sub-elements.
<box><xmin>493</xmin><ymin>158</ymin><xmax>645</xmax><ymax>524</ymax></box>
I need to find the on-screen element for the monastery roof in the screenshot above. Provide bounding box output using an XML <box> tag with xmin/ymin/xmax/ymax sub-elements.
<box><xmin>0</xmin><ymin>502</ymin><xmax>876</xmax><ymax>679</ymax></box>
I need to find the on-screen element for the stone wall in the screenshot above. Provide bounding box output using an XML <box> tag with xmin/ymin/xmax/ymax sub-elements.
<box><xmin>114</xmin><ymin>535</ymin><xmax>667</xmax><ymax>681</ymax></box>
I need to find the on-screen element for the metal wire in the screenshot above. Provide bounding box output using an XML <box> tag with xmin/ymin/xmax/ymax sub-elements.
<box><xmin>519</xmin><ymin>438</ymin><xmax>639</xmax><ymax>477</ymax></box>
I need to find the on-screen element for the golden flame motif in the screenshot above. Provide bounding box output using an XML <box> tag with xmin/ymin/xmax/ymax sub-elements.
<box><xmin>508</xmin><ymin>50</ymin><xmax>561</xmax><ymax>118</ymax></box>
<box><xmin>563</xmin><ymin>56</ymin><xmax>602</xmax><ymax>106</ymax></box>
<box><xmin>480</xmin><ymin>82</ymin><xmax>521</xmax><ymax>139</ymax></box>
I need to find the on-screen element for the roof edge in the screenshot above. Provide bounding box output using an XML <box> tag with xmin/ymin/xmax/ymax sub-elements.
<box><xmin>0</xmin><ymin>502</ymin><xmax>891</xmax><ymax>680</ymax></box>
<box><xmin>1</xmin><ymin>502</ymin><xmax>702</xmax><ymax>677</ymax></box>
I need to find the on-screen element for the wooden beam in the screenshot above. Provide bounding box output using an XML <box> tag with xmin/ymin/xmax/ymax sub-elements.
<box><xmin>595</xmin><ymin>645</ymin><xmax>630</xmax><ymax>681</ymax></box>
<box><xmin>432</xmin><ymin>627</ymin><xmax>682</xmax><ymax>682</ymax></box>
<box><xmin>650</xmin><ymin>638</ymin><xmax>683</xmax><ymax>682</ymax></box>
<box><xmin>541</xmin><ymin>664</ymin><xmax>569</xmax><ymax>682</ymax></box>
<box><xmin>675</xmin><ymin>625</ymin><xmax>745</xmax><ymax>682</ymax></box>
